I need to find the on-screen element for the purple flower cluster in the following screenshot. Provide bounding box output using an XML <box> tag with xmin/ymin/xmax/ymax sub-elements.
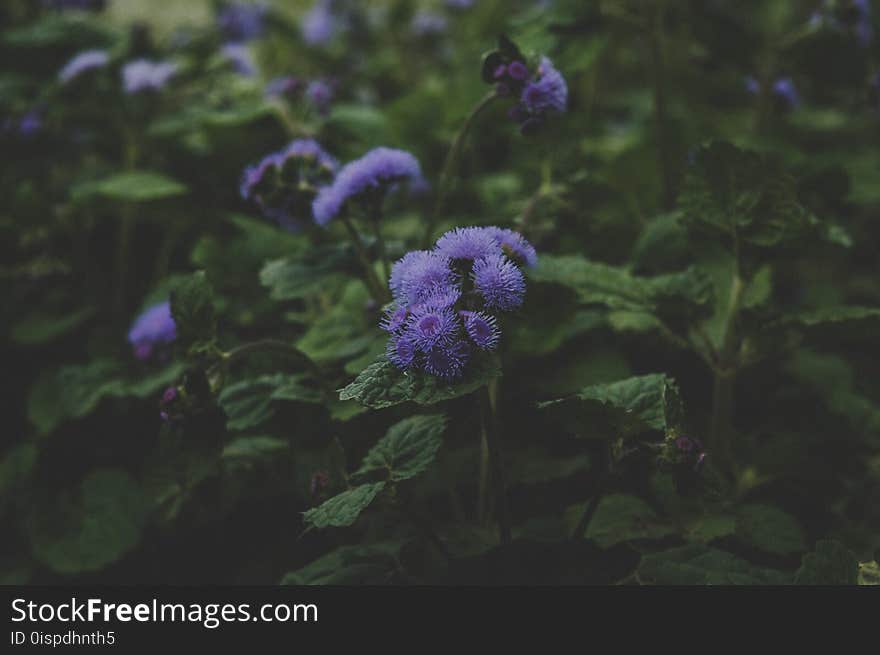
<box><xmin>305</xmin><ymin>79</ymin><xmax>335</xmax><ymax>115</ymax></box>
<box><xmin>492</xmin><ymin>56</ymin><xmax>568</xmax><ymax>133</ymax></box>
<box><xmin>128</xmin><ymin>301</ymin><xmax>177</xmax><ymax>361</ymax></box>
<box><xmin>745</xmin><ymin>75</ymin><xmax>801</xmax><ymax>110</ymax></box>
<box><xmin>241</xmin><ymin>138</ymin><xmax>338</xmax><ymax>230</ymax></box>
<box><xmin>217</xmin><ymin>2</ymin><xmax>268</xmax><ymax>43</ymax></box>
<box><xmin>311</xmin><ymin>147</ymin><xmax>426</xmax><ymax>226</ymax></box>
<box><xmin>382</xmin><ymin>226</ymin><xmax>536</xmax><ymax>379</ymax></box>
<box><xmin>810</xmin><ymin>0</ymin><xmax>872</xmax><ymax>46</ymax></box>
<box><xmin>58</xmin><ymin>49</ymin><xmax>109</xmax><ymax>84</ymax></box>
<box><xmin>122</xmin><ymin>59</ymin><xmax>177</xmax><ymax>94</ymax></box>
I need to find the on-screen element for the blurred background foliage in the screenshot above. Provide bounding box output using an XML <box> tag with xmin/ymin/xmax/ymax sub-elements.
<box><xmin>1</xmin><ymin>0</ymin><xmax>879</xmax><ymax>585</ymax></box>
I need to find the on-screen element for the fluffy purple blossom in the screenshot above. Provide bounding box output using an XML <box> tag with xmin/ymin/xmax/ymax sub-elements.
<box><xmin>302</xmin><ymin>0</ymin><xmax>338</xmax><ymax>45</ymax></box>
<box><xmin>311</xmin><ymin>147</ymin><xmax>426</xmax><ymax>226</ymax></box>
<box><xmin>17</xmin><ymin>109</ymin><xmax>43</xmax><ymax>137</ymax></box>
<box><xmin>494</xmin><ymin>55</ymin><xmax>568</xmax><ymax>133</ymax></box>
<box><xmin>122</xmin><ymin>59</ymin><xmax>177</xmax><ymax>94</ymax></box>
<box><xmin>460</xmin><ymin>311</ymin><xmax>500</xmax><ymax>350</ymax></box>
<box><xmin>221</xmin><ymin>43</ymin><xmax>258</xmax><ymax>76</ymax></box>
<box><xmin>381</xmin><ymin>225</ymin><xmax>534</xmax><ymax>379</ymax></box>
<box><xmin>217</xmin><ymin>2</ymin><xmax>268</xmax><ymax>43</ymax></box>
<box><xmin>128</xmin><ymin>301</ymin><xmax>176</xmax><ymax>360</ymax></box>
<box><xmin>306</xmin><ymin>79</ymin><xmax>334</xmax><ymax>115</ymax></box>
<box><xmin>472</xmin><ymin>254</ymin><xmax>526</xmax><ymax>311</ymax></box>
<box><xmin>58</xmin><ymin>49</ymin><xmax>109</xmax><ymax>84</ymax></box>
<box><xmin>435</xmin><ymin>226</ymin><xmax>500</xmax><ymax>262</ymax></box>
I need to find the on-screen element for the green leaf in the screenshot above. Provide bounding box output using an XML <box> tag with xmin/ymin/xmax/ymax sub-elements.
<box><xmin>679</xmin><ymin>141</ymin><xmax>816</xmax><ymax>250</ymax></box>
<box><xmin>736</xmin><ymin>504</ymin><xmax>806</xmax><ymax>555</ymax></box>
<box><xmin>27</xmin><ymin>360</ymin><xmax>182</xmax><ymax>435</ymax></box>
<box><xmin>858</xmin><ymin>561</ymin><xmax>880</xmax><ymax>586</ymax></box>
<box><xmin>302</xmin><ymin>482</ymin><xmax>386</xmax><ymax>529</ymax></box>
<box><xmin>537</xmin><ymin>374</ymin><xmax>682</xmax><ymax>439</ymax></box>
<box><xmin>3</xmin><ymin>15</ymin><xmax>115</xmax><ymax>49</ymax></box>
<box><xmin>218</xmin><ymin>373</ymin><xmax>321</xmax><ymax>431</ymax></box>
<box><xmin>10</xmin><ymin>307</ymin><xmax>95</xmax><ymax>345</ymax></box>
<box><xmin>579</xmin><ymin>494</ymin><xmax>674</xmax><ymax>548</ymax></box>
<box><xmin>222</xmin><ymin>436</ymin><xmax>289</xmax><ymax>460</ymax></box>
<box><xmin>684</xmin><ymin>515</ymin><xmax>737</xmax><ymax>544</ymax></box>
<box><xmin>794</xmin><ymin>540</ymin><xmax>859</xmax><ymax>585</ymax></box>
<box><xmin>339</xmin><ymin>354</ymin><xmax>501</xmax><ymax>409</ymax></box>
<box><xmin>280</xmin><ymin>541</ymin><xmax>405</xmax><ymax>585</ymax></box>
<box><xmin>170</xmin><ymin>271</ymin><xmax>216</xmax><ymax>352</ymax></box>
<box><xmin>354</xmin><ymin>414</ymin><xmax>445</xmax><ymax>483</ymax></box>
<box><xmin>259</xmin><ymin>244</ymin><xmax>352</xmax><ymax>301</ymax></box>
<box><xmin>0</xmin><ymin>442</ymin><xmax>39</xmax><ymax>509</ymax></box>
<box><xmin>638</xmin><ymin>544</ymin><xmax>790</xmax><ymax>585</ymax></box>
<box><xmin>27</xmin><ymin>469</ymin><xmax>147</xmax><ymax>575</ymax></box>
<box><xmin>72</xmin><ymin>171</ymin><xmax>187</xmax><ymax>203</ymax></box>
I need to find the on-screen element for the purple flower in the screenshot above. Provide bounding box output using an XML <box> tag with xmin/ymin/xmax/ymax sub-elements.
<box><xmin>128</xmin><ymin>301</ymin><xmax>176</xmax><ymax>360</ymax></box>
<box><xmin>507</xmin><ymin>61</ymin><xmax>529</xmax><ymax>81</ymax></box>
<box><xmin>771</xmin><ymin>77</ymin><xmax>800</xmax><ymax>109</ymax></box>
<box><xmin>472</xmin><ymin>254</ymin><xmax>526</xmax><ymax>311</ymax></box>
<box><xmin>460</xmin><ymin>310</ymin><xmax>500</xmax><ymax>350</ymax></box>
<box><xmin>302</xmin><ymin>0</ymin><xmax>338</xmax><ymax>46</ymax></box>
<box><xmin>435</xmin><ymin>226</ymin><xmax>500</xmax><ymax>262</ymax></box>
<box><xmin>423</xmin><ymin>340</ymin><xmax>470</xmax><ymax>379</ymax></box>
<box><xmin>521</xmin><ymin>57</ymin><xmax>568</xmax><ymax>115</ymax></box>
<box><xmin>265</xmin><ymin>76</ymin><xmax>302</xmax><ymax>99</ymax></box>
<box><xmin>496</xmin><ymin>56</ymin><xmax>568</xmax><ymax>133</ymax></box>
<box><xmin>391</xmin><ymin>251</ymin><xmax>456</xmax><ymax>305</ymax></box>
<box><xmin>406</xmin><ymin>304</ymin><xmax>459</xmax><ymax>350</ymax></box>
<box><xmin>381</xmin><ymin>305</ymin><xmax>410</xmax><ymax>332</ymax></box>
<box><xmin>411</xmin><ymin>10</ymin><xmax>448</xmax><ymax>36</ymax></box>
<box><xmin>387</xmin><ymin>334</ymin><xmax>417</xmax><ymax>369</ymax></box>
<box><xmin>58</xmin><ymin>49</ymin><xmax>109</xmax><ymax>84</ymax></box>
<box><xmin>17</xmin><ymin>109</ymin><xmax>43</xmax><ymax>137</ymax></box>
<box><xmin>306</xmin><ymin>79</ymin><xmax>334</xmax><ymax>115</ymax></box>
<box><xmin>221</xmin><ymin>43</ymin><xmax>258</xmax><ymax>76</ymax></box>
<box><xmin>311</xmin><ymin>147</ymin><xmax>426</xmax><ymax>225</ymax></box>
<box><xmin>217</xmin><ymin>2</ymin><xmax>268</xmax><ymax>42</ymax></box>
<box><xmin>240</xmin><ymin>138</ymin><xmax>337</xmax><ymax>228</ymax></box>
<box><xmin>122</xmin><ymin>59</ymin><xmax>177</xmax><ymax>94</ymax></box>
<box><xmin>487</xmin><ymin>227</ymin><xmax>538</xmax><ymax>267</ymax></box>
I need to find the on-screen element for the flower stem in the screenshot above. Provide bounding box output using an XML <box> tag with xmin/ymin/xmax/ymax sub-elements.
<box><xmin>423</xmin><ymin>91</ymin><xmax>498</xmax><ymax>246</ymax></box>
<box><xmin>478</xmin><ymin>379</ymin><xmax>511</xmax><ymax>544</ymax></box>
<box><xmin>341</xmin><ymin>214</ymin><xmax>390</xmax><ymax>304</ymax></box>
<box><xmin>371</xmin><ymin>217</ymin><xmax>390</xmax><ymax>286</ymax></box>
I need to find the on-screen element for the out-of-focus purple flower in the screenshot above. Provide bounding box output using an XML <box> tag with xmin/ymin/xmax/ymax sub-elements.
<box><xmin>265</xmin><ymin>76</ymin><xmax>303</xmax><ymax>99</ymax></box>
<box><xmin>460</xmin><ymin>310</ymin><xmax>500</xmax><ymax>350</ymax></box>
<box><xmin>445</xmin><ymin>0</ymin><xmax>475</xmax><ymax>8</ymax></box>
<box><xmin>240</xmin><ymin>138</ymin><xmax>338</xmax><ymax>229</ymax></box>
<box><xmin>494</xmin><ymin>56</ymin><xmax>568</xmax><ymax>134</ymax></box>
<box><xmin>520</xmin><ymin>58</ymin><xmax>568</xmax><ymax>115</ymax></box>
<box><xmin>305</xmin><ymin>79</ymin><xmax>335</xmax><ymax>115</ymax></box>
<box><xmin>772</xmin><ymin>77</ymin><xmax>800</xmax><ymax>108</ymax></box>
<box><xmin>411</xmin><ymin>10</ymin><xmax>448</xmax><ymax>36</ymax></box>
<box><xmin>128</xmin><ymin>301</ymin><xmax>176</xmax><ymax>360</ymax></box>
<box><xmin>301</xmin><ymin>0</ymin><xmax>339</xmax><ymax>46</ymax></box>
<box><xmin>217</xmin><ymin>2</ymin><xmax>268</xmax><ymax>43</ymax></box>
<box><xmin>221</xmin><ymin>43</ymin><xmax>258</xmax><ymax>76</ymax></box>
<box><xmin>810</xmin><ymin>0</ymin><xmax>872</xmax><ymax>46</ymax></box>
<box><xmin>311</xmin><ymin>147</ymin><xmax>426</xmax><ymax>225</ymax></box>
<box><xmin>18</xmin><ymin>109</ymin><xmax>43</xmax><ymax>137</ymax></box>
<box><xmin>472</xmin><ymin>254</ymin><xmax>526</xmax><ymax>311</ymax></box>
<box><xmin>58</xmin><ymin>49</ymin><xmax>109</xmax><ymax>84</ymax></box>
<box><xmin>122</xmin><ymin>59</ymin><xmax>177</xmax><ymax>94</ymax></box>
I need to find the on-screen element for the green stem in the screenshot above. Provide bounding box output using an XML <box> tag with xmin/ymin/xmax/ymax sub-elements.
<box><xmin>371</xmin><ymin>216</ymin><xmax>390</xmax><ymax>286</ymax></box>
<box><xmin>648</xmin><ymin>0</ymin><xmax>675</xmax><ymax>210</ymax></box>
<box><xmin>478</xmin><ymin>379</ymin><xmax>511</xmax><ymax>544</ymax></box>
<box><xmin>571</xmin><ymin>442</ymin><xmax>612</xmax><ymax>540</ymax></box>
<box><xmin>341</xmin><ymin>214</ymin><xmax>390</xmax><ymax>304</ymax></box>
<box><xmin>423</xmin><ymin>91</ymin><xmax>498</xmax><ymax>246</ymax></box>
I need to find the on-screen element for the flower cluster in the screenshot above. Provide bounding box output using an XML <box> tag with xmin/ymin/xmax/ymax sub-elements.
<box><xmin>128</xmin><ymin>301</ymin><xmax>177</xmax><ymax>361</ymax></box>
<box><xmin>240</xmin><ymin>138</ymin><xmax>338</xmax><ymax>230</ymax></box>
<box><xmin>382</xmin><ymin>226</ymin><xmax>536</xmax><ymax>379</ymax></box>
<box><xmin>810</xmin><ymin>0</ymin><xmax>872</xmax><ymax>47</ymax></box>
<box><xmin>484</xmin><ymin>39</ymin><xmax>568</xmax><ymax>134</ymax></box>
<box><xmin>217</xmin><ymin>2</ymin><xmax>268</xmax><ymax>43</ymax></box>
<box><xmin>311</xmin><ymin>147</ymin><xmax>425</xmax><ymax>226</ymax></box>
<box><xmin>122</xmin><ymin>59</ymin><xmax>177</xmax><ymax>94</ymax></box>
<box><xmin>58</xmin><ymin>50</ymin><xmax>109</xmax><ymax>84</ymax></box>
<box><xmin>744</xmin><ymin>75</ymin><xmax>801</xmax><ymax>110</ymax></box>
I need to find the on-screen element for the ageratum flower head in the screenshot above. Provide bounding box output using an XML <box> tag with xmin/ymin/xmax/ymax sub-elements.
<box><xmin>122</xmin><ymin>59</ymin><xmax>177</xmax><ymax>94</ymax></box>
<box><xmin>311</xmin><ymin>147</ymin><xmax>426</xmax><ymax>226</ymax></box>
<box><xmin>507</xmin><ymin>58</ymin><xmax>568</xmax><ymax>134</ymax></box>
<box><xmin>241</xmin><ymin>138</ymin><xmax>337</xmax><ymax>230</ymax></box>
<box><xmin>217</xmin><ymin>2</ymin><xmax>268</xmax><ymax>43</ymax></box>
<box><xmin>302</xmin><ymin>0</ymin><xmax>340</xmax><ymax>46</ymax></box>
<box><xmin>58</xmin><ymin>49</ymin><xmax>109</xmax><ymax>84</ymax></box>
<box><xmin>221</xmin><ymin>43</ymin><xmax>258</xmax><ymax>76</ymax></box>
<box><xmin>128</xmin><ymin>301</ymin><xmax>177</xmax><ymax>361</ymax></box>
<box><xmin>382</xmin><ymin>225</ymin><xmax>536</xmax><ymax>379</ymax></box>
